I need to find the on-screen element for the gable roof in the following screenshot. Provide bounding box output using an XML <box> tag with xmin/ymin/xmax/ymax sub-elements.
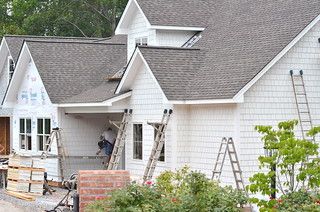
<box><xmin>26</xmin><ymin>40</ymin><xmax>126</xmax><ymax>104</ymax></box>
<box><xmin>131</xmin><ymin>0</ymin><xmax>320</xmax><ymax>101</ymax></box>
<box><xmin>4</xmin><ymin>35</ymin><xmax>126</xmax><ymax>62</ymax></box>
<box><xmin>136</xmin><ymin>0</ymin><xmax>209</xmax><ymax>28</ymax></box>
<box><xmin>138</xmin><ymin>46</ymin><xmax>203</xmax><ymax>100</ymax></box>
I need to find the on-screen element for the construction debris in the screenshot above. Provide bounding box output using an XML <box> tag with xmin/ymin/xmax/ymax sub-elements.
<box><xmin>6</xmin><ymin>190</ymin><xmax>36</xmax><ymax>201</ymax></box>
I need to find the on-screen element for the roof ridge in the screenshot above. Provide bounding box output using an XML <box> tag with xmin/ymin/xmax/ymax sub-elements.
<box><xmin>139</xmin><ymin>45</ymin><xmax>200</xmax><ymax>51</ymax></box>
<box><xmin>24</xmin><ymin>40</ymin><xmax>125</xmax><ymax>46</ymax></box>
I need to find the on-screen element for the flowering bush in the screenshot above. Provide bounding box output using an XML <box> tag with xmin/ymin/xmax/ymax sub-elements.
<box><xmin>86</xmin><ymin>167</ymin><xmax>248</xmax><ymax>212</ymax></box>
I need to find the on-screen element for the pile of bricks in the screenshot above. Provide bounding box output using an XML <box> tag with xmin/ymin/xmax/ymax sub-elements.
<box><xmin>78</xmin><ymin>170</ymin><xmax>130</xmax><ymax>212</ymax></box>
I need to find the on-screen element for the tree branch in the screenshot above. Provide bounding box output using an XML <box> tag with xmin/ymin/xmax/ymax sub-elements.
<box><xmin>60</xmin><ymin>18</ymin><xmax>88</xmax><ymax>37</ymax></box>
<box><xmin>83</xmin><ymin>0</ymin><xmax>112</xmax><ymax>22</ymax></box>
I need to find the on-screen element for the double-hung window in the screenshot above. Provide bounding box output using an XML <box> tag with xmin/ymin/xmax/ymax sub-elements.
<box><xmin>20</xmin><ymin>118</ymin><xmax>32</xmax><ymax>150</ymax></box>
<box><xmin>133</xmin><ymin>124</ymin><xmax>143</xmax><ymax>160</ymax></box>
<box><xmin>37</xmin><ymin>118</ymin><xmax>51</xmax><ymax>151</ymax></box>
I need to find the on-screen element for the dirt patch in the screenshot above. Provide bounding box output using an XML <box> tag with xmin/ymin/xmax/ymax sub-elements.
<box><xmin>0</xmin><ymin>200</ymin><xmax>26</xmax><ymax>212</ymax></box>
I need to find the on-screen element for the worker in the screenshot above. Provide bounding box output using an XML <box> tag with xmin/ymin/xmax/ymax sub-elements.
<box><xmin>96</xmin><ymin>127</ymin><xmax>117</xmax><ymax>166</ymax></box>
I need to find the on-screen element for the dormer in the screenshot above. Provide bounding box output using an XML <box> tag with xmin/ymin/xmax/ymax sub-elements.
<box><xmin>116</xmin><ymin>0</ymin><xmax>206</xmax><ymax>60</ymax></box>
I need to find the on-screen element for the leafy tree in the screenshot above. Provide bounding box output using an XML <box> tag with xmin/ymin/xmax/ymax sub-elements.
<box><xmin>247</xmin><ymin>120</ymin><xmax>320</xmax><ymax>211</ymax></box>
<box><xmin>0</xmin><ymin>0</ymin><xmax>128</xmax><ymax>37</ymax></box>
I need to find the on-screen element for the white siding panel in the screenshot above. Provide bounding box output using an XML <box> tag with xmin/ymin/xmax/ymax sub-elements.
<box><xmin>156</xmin><ymin>30</ymin><xmax>194</xmax><ymax>47</ymax></box>
<box><xmin>175</xmin><ymin>104</ymin><xmax>237</xmax><ymax>185</ymax></box>
<box><xmin>239</xmin><ymin>20</ymin><xmax>320</xmax><ymax>185</ymax></box>
<box><xmin>125</xmin><ymin>62</ymin><xmax>173</xmax><ymax>178</ymax></box>
<box><xmin>127</xmin><ymin>10</ymin><xmax>156</xmax><ymax>60</ymax></box>
<box><xmin>12</xmin><ymin>60</ymin><xmax>59</xmax><ymax>181</ymax></box>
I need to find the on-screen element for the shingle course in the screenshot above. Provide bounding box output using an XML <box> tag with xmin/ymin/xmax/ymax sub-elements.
<box><xmin>4</xmin><ymin>35</ymin><xmax>126</xmax><ymax>62</ymax></box>
<box><xmin>138</xmin><ymin>0</ymin><xmax>320</xmax><ymax>100</ymax></box>
<box><xmin>136</xmin><ymin>0</ymin><xmax>210</xmax><ymax>27</ymax></box>
<box><xmin>26</xmin><ymin>41</ymin><xmax>126</xmax><ymax>104</ymax></box>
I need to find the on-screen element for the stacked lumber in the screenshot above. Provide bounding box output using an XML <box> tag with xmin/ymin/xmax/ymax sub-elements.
<box><xmin>6</xmin><ymin>190</ymin><xmax>36</xmax><ymax>201</ymax></box>
<box><xmin>6</xmin><ymin>155</ymin><xmax>45</xmax><ymax>196</ymax></box>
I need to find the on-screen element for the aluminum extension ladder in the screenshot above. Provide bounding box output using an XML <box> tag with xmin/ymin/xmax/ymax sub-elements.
<box><xmin>290</xmin><ymin>70</ymin><xmax>314</xmax><ymax>141</ymax></box>
<box><xmin>143</xmin><ymin>109</ymin><xmax>173</xmax><ymax>182</ymax></box>
<box><xmin>212</xmin><ymin>137</ymin><xmax>246</xmax><ymax>190</ymax></box>
<box><xmin>41</xmin><ymin>127</ymin><xmax>66</xmax><ymax>181</ymax></box>
<box><xmin>107</xmin><ymin>109</ymin><xmax>133</xmax><ymax>170</ymax></box>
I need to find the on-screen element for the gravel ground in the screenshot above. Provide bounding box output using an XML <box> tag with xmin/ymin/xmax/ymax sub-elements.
<box><xmin>0</xmin><ymin>188</ymin><xmax>75</xmax><ymax>212</ymax></box>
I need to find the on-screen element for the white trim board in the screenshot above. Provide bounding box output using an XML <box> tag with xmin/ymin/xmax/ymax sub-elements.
<box><xmin>149</xmin><ymin>25</ymin><xmax>205</xmax><ymax>31</ymax></box>
<box><xmin>115</xmin><ymin>0</ymin><xmax>151</xmax><ymax>35</ymax></box>
<box><xmin>2</xmin><ymin>43</ymin><xmax>30</xmax><ymax>107</ymax></box>
<box><xmin>233</xmin><ymin>14</ymin><xmax>320</xmax><ymax>100</ymax></box>
<box><xmin>169</xmin><ymin>99</ymin><xmax>239</xmax><ymax>105</ymax></box>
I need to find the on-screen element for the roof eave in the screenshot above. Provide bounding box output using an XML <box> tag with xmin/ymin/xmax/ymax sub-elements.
<box><xmin>169</xmin><ymin>96</ymin><xmax>243</xmax><ymax>105</ymax></box>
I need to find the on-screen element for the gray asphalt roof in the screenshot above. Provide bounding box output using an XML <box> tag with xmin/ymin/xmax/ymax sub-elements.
<box><xmin>26</xmin><ymin>40</ymin><xmax>126</xmax><ymax>104</ymax></box>
<box><xmin>4</xmin><ymin>35</ymin><xmax>126</xmax><ymax>62</ymax></box>
<box><xmin>137</xmin><ymin>0</ymin><xmax>320</xmax><ymax>100</ymax></box>
<box><xmin>136</xmin><ymin>0</ymin><xmax>209</xmax><ymax>28</ymax></box>
<box><xmin>63</xmin><ymin>81</ymin><xmax>121</xmax><ymax>103</ymax></box>
<box><xmin>139</xmin><ymin>46</ymin><xmax>203</xmax><ymax>100</ymax></box>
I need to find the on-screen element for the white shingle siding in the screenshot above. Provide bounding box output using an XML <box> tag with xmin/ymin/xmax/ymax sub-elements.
<box><xmin>156</xmin><ymin>30</ymin><xmax>195</xmax><ymax>47</ymax></box>
<box><xmin>126</xmin><ymin>10</ymin><xmax>194</xmax><ymax>60</ymax></box>
<box><xmin>125</xmin><ymin>62</ymin><xmax>173</xmax><ymax>178</ymax></box>
<box><xmin>127</xmin><ymin>10</ymin><xmax>156</xmax><ymax>60</ymax></box>
<box><xmin>175</xmin><ymin>104</ymin><xmax>236</xmax><ymax>185</ymax></box>
<box><xmin>11</xmin><ymin>60</ymin><xmax>60</xmax><ymax>181</ymax></box>
<box><xmin>239</xmin><ymin>20</ymin><xmax>320</xmax><ymax>185</ymax></box>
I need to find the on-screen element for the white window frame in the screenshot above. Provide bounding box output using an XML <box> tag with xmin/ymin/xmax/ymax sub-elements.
<box><xmin>135</xmin><ymin>37</ymin><xmax>148</xmax><ymax>47</ymax></box>
<box><xmin>154</xmin><ymin>127</ymin><xmax>165</xmax><ymax>162</ymax></box>
<box><xmin>8</xmin><ymin>56</ymin><xmax>14</xmax><ymax>83</ymax></box>
<box><xmin>133</xmin><ymin>123</ymin><xmax>143</xmax><ymax>160</ymax></box>
<box><xmin>19</xmin><ymin>118</ymin><xmax>32</xmax><ymax>151</ymax></box>
<box><xmin>37</xmin><ymin>118</ymin><xmax>51</xmax><ymax>151</ymax></box>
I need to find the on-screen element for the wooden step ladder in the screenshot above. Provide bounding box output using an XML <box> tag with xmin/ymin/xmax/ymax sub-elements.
<box><xmin>290</xmin><ymin>70</ymin><xmax>314</xmax><ymax>141</ymax></box>
<box><xmin>212</xmin><ymin>137</ymin><xmax>246</xmax><ymax>191</ymax></box>
<box><xmin>143</xmin><ymin>109</ymin><xmax>173</xmax><ymax>182</ymax></box>
<box><xmin>107</xmin><ymin>109</ymin><xmax>133</xmax><ymax>170</ymax></box>
<box><xmin>41</xmin><ymin>127</ymin><xmax>66</xmax><ymax>181</ymax></box>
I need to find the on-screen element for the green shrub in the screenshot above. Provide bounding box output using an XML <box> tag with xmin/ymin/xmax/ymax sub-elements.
<box><xmin>86</xmin><ymin>167</ymin><xmax>248</xmax><ymax>212</ymax></box>
<box><xmin>247</xmin><ymin>120</ymin><xmax>320</xmax><ymax>211</ymax></box>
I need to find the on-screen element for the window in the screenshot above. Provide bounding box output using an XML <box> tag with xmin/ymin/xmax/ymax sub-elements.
<box><xmin>133</xmin><ymin>124</ymin><xmax>143</xmax><ymax>160</ymax></box>
<box><xmin>135</xmin><ymin>37</ymin><xmax>148</xmax><ymax>47</ymax></box>
<box><xmin>19</xmin><ymin>118</ymin><xmax>32</xmax><ymax>150</ymax></box>
<box><xmin>154</xmin><ymin>127</ymin><xmax>165</xmax><ymax>162</ymax></box>
<box><xmin>8</xmin><ymin>57</ymin><xmax>15</xmax><ymax>82</ymax></box>
<box><xmin>37</xmin><ymin>118</ymin><xmax>51</xmax><ymax>151</ymax></box>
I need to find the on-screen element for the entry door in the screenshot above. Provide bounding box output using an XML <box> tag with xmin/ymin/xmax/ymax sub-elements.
<box><xmin>0</xmin><ymin>117</ymin><xmax>10</xmax><ymax>155</ymax></box>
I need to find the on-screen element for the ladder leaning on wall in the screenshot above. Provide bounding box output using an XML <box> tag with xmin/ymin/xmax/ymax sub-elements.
<box><xmin>290</xmin><ymin>70</ymin><xmax>314</xmax><ymax>142</ymax></box>
<box><xmin>143</xmin><ymin>109</ymin><xmax>173</xmax><ymax>183</ymax></box>
<box><xmin>107</xmin><ymin>109</ymin><xmax>133</xmax><ymax>170</ymax></box>
<box><xmin>212</xmin><ymin>137</ymin><xmax>246</xmax><ymax>191</ymax></box>
<box><xmin>41</xmin><ymin>127</ymin><xmax>67</xmax><ymax>181</ymax></box>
